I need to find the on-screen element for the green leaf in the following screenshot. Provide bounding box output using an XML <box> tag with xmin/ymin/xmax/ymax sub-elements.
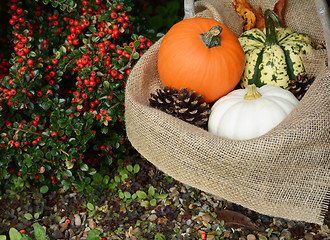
<box><xmin>33</xmin><ymin>223</ymin><xmax>46</xmax><ymax>240</ymax></box>
<box><xmin>150</xmin><ymin>198</ymin><xmax>157</xmax><ymax>206</ymax></box>
<box><xmin>134</xmin><ymin>40</ymin><xmax>140</xmax><ymax>49</ymax></box>
<box><xmin>87</xmin><ymin>202</ymin><xmax>95</xmax><ymax>211</ymax></box>
<box><xmin>124</xmin><ymin>46</ymin><xmax>132</xmax><ymax>54</ymax></box>
<box><xmin>121</xmin><ymin>173</ymin><xmax>128</xmax><ymax>181</ymax></box>
<box><xmin>86</xmin><ymin>229</ymin><xmax>101</xmax><ymax>240</ymax></box>
<box><xmin>88</xmin><ymin>168</ymin><xmax>97</xmax><ymax>175</ymax></box>
<box><xmin>9</xmin><ymin>228</ymin><xmax>22</xmax><ymax>240</ymax></box>
<box><xmin>36</xmin><ymin>150</ymin><xmax>44</xmax><ymax>158</ymax></box>
<box><xmin>114</xmin><ymin>176</ymin><xmax>120</xmax><ymax>183</ymax></box>
<box><xmin>124</xmin><ymin>191</ymin><xmax>131</xmax><ymax>199</ymax></box>
<box><xmin>89</xmin><ymin>25</ymin><xmax>97</xmax><ymax>33</ymax></box>
<box><xmin>24</xmin><ymin>213</ymin><xmax>33</xmax><ymax>220</ymax></box>
<box><xmin>24</xmin><ymin>155</ymin><xmax>32</xmax><ymax>168</ymax></box>
<box><xmin>154</xmin><ymin>233</ymin><xmax>166</xmax><ymax>240</ymax></box>
<box><xmin>133</xmin><ymin>164</ymin><xmax>140</xmax><ymax>173</ymax></box>
<box><xmin>40</xmin><ymin>185</ymin><xmax>49</xmax><ymax>194</ymax></box>
<box><xmin>34</xmin><ymin>212</ymin><xmax>40</xmax><ymax>219</ymax></box>
<box><xmin>59</xmin><ymin>45</ymin><xmax>66</xmax><ymax>55</ymax></box>
<box><xmin>60</xmin><ymin>4</ymin><xmax>66</xmax><ymax>11</ymax></box>
<box><xmin>62</xmin><ymin>169</ymin><xmax>72</xmax><ymax>177</ymax></box>
<box><xmin>0</xmin><ymin>235</ymin><xmax>6</xmax><ymax>240</ymax></box>
<box><xmin>51</xmin><ymin>1</ymin><xmax>58</xmax><ymax>7</ymax></box>
<box><xmin>136</xmin><ymin>190</ymin><xmax>147</xmax><ymax>199</ymax></box>
<box><xmin>157</xmin><ymin>194</ymin><xmax>168</xmax><ymax>200</ymax></box>
<box><xmin>80</xmin><ymin>163</ymin><xmax>89</xmax><ymax>171</ymax></box>
<box><xmin>30</xmin><ymin>51</ymin><xmax>36</xmax><ymax>58</ymax></box>
<box><xmin>92</xmin><ymin>173</ymin><xmax>103</xmax><ymax>183</ymax></box>
<box><xmin>119</xmin><ymin>191</ymin><xmax>124</xmax><ymax>199</ymax></box>
<box><xmin>132</xmin><ymin>52</ymin><xmax>139</xmax><ymax>60</ymax></box>
<box><xmin>148</xmin><ymin>186</ymin><xmax>155</xmax><ymax>196</ymax></box>
<box><xmin>92</xmin><ymin>36</ymin><xmax>100</xmax><ymax>42</ymax></box>
<box><xmin>126</xmin><ymin>165</ymin><xmax>133</xmax><ymax>172</ymax></box>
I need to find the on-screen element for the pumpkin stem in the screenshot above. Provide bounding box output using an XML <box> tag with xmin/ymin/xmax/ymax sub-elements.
<box><xmin>244</xmin><ymin>84</ymin><xmax>262</xmax><ymax>100</ymax></box>
<box><xmin>201</xmin><ymin>25</ymin><xmax>223</xmax><ymax>48</ymax></box>
<box><xmin>264</xmin><ymin>9</ymin><xmax>282</xmax><ymax>46</ymax></box>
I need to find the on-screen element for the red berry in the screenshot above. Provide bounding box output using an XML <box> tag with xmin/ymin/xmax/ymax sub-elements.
<box><xmin>21</xmin><ymin>37</ymin><xmax>27</xmax><ymax>43</ymax></box>
<box><xmin>14</xmin><ymin>141</ymin><xmax>20</xmax><ymax>148</ymax></box>
<box><xmin>52</xmin><ymin>58</ymin><xmax>58</xmax><ymax>65</ymax></box>
<box><xmin>201</xmin><ymin>232</ymin><xmax>207</xmax><ymax>240</ymax></box>
<box><xmin>98</xmin><ymin>31</ymin><xmax>105</xmax><ymax>38</ymax></box>
<box><xmin>16</xmin><ymin>8</ymin><xmax>23</xmax><ymax>15</ymax></box>
<box><xmin>110</xmin><ymin>69</ymin><xmax>117</xmax><ymax>77</ymax></box>
<box><xmin>110</xmin><ymin>11</ymin><xmax>117</xmax><ymax>19</ymax></box>
<box><xmin>17</xmin><ymin>50</ymin><xmax>24</xmax><ymax>57</ymax></box>
<box><xmin>27</xmin><ymin>59</ymin><xmax>34</xmax><ymax>66</ymax></box>
<box><xmin>10</xmin><ymin>89</ymin><xmax>17</xmax><ymax>95</ymax></box>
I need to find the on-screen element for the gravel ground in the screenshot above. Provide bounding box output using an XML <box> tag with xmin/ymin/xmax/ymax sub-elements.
<box><xmin>0</xmin><ymin>158</ymin><xmax>329</xmax><ymax>240</ymax></box>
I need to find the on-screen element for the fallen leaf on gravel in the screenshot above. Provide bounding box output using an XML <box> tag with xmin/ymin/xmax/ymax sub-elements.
<box><xmin>216</xmin><ymin>209</ymin><xmax>262</xmax><ymax>231</ymax></box>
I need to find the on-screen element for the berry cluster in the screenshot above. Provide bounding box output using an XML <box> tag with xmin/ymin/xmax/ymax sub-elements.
<box><xmin>0</xmin><ymin>0</ymin><xmax>152</xmax><ymax>193</ymax></box>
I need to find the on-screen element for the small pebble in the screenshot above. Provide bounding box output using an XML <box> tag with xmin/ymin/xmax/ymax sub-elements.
<box><xmin>59</xmin><ymin>222</ymin><xmax>69</xmax><ymax>232</ymax></box>
<box><xmin>280</xmin><ymin>229</ymin><xmax>292</xmax><ymax>239</ymax></box>
<box><xmin>270</xmin><ymin>235</ymin><xmax>279</xmax><ymax>240</ymax></box>
<box><xmin>247</xmin><ymin>234</ymin><xmax>256</xmax><ymax>240</ymax></box>
<box><xmin>88</xmin><ymin>220</ymin><xmax>96</xmax><ymax>229</ymax></box>
<box><xmin>201</xmin><ymin>213</ymin><xmax>213</xmax><ymax>222</ymax></box>
<box><xmin>68</xmin><ymin>228</ymin><xmax>75</xmax><ymax>238</ymax></box>
<box><xmin>52</xmin><ymin>229</ymin><xmax>63</xmax><ymax>239</ymax></box>
<box><xmin>206</xmin><ymin>233</ymin><xmax>216</xmax><ymax>240</ymax></box>
<box><xmin>148</xmin><ymin>214</ymin><xmax>158</xmax><ymax>222</ymax></box>
<box><xmin>75</xmin><ymin>214</ymin><xmax>82</xmax><ymax>226</ymax></box>
<box><xmin>304</xmin><ymin>232</ymin><xmax>314</xmax><ymax>240</ymax></box>
<box><xmin>186</xmin><ymin>219</ymin><xmax>192</xmax><ymax>226</ymax></box>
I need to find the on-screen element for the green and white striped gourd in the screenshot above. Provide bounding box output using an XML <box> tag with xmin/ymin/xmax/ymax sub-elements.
<box><xmin>238</xmin><ymin>9</ymin><xmax>314</xmax><ymax>89</ymax></box>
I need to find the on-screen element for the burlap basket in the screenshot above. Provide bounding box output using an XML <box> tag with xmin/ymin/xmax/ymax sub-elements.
<box><xmin>125</xmin><ymin>0</ymin><xmax>330</xmax><ymax>224</ymax></box>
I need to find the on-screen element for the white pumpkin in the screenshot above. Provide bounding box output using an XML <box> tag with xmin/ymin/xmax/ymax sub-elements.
<box><xmin>208</xmin><ymin>84</ymin><xmax>299</xmax><ymax>140</ymax></box>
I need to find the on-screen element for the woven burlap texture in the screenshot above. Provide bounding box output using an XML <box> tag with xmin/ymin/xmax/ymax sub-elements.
<box><xmin>125</xmin><ymin>0</ymin><xmax>330</xmax><ymax>224</ymax></box>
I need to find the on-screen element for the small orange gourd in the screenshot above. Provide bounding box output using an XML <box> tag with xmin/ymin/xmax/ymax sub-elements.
<box><xmin>158</xmin><ymin>17</ymin><xmax>245</xmax><ymax>103</ymax></box>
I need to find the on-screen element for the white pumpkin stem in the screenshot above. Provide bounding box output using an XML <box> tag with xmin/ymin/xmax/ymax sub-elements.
<box><xmin>184</xmin><ymin>0</ymin><xmax>195</xmax><ymax>19</ymax></box>
<box><xmin>244</xmin><ymin>84</ymin><xmax>262</xmax><ymax>100</ymax></box>
<box><xmin>314</xmin><ymin>0</ymin><xmax>330</xmax><ymax>69</ymax></box>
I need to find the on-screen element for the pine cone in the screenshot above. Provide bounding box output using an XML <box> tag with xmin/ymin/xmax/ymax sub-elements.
<box><xmin>149</xmin><ymin>86</ymin><xmax>177</xmax><ymax>115</ymax></box>
<box><xmin>149</xmin><ymin>86</ymin><xmax>210</xmax><ymax>129</ymax></box>
<box><xmin>288</xmin><ymin>73</ymin><xmax>315</xmax><ymax>100</ymax></box>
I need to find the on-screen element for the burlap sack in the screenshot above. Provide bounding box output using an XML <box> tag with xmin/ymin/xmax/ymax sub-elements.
<box><xmin>125</xmin><ymin>0</ymin><xmax>330</xmax><ymax>224</ymax></box>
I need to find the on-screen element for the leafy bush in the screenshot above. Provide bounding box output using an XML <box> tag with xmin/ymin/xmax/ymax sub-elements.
<box><xmin>0</xmin><ymin>0</ymin><xmax>152</xmax><ymax>195</ymax></box>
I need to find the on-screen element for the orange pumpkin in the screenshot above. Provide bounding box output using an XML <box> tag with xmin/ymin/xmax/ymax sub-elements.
<box><xmin>158</xmin><ymin>17</ymin><xmax>245</xmax><ymax>103</ymax></box>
